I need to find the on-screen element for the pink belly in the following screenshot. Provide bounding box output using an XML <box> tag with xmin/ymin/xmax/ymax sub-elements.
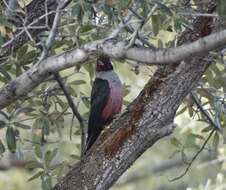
<box><xmin>101</xmin><ymin>83</ymin><xmax>122</xmax><ymax>120</ymax></box>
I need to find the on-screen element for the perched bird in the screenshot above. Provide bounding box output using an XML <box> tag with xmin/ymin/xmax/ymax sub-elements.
<box><xmin>85</xmin><ymin>55</ymin><xmax>123</xmax><ymax>151</ymax></box>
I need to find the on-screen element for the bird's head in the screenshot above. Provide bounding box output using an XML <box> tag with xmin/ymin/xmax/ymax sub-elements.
<box><xmin>96</xmin><ymin>55</ymin><xmax>113</xmax><ymax>72</ymax></box>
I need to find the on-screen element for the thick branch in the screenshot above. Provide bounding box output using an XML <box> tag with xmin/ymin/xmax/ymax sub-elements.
<box><xmin>53</xmin><ymin>54</ymin><xmax>211</xmax><ymax>190</ymax></box>
<box><xmin>53</xmin><ymin>2</ymin><xmax>216</xmax><ymax>189</ymax></box>
<box><xmin>0</xmin><ymin>48</ymin><xmax>87</xmax><ymax>109</ymax></box>
<box><xmin>0</xmin><ymin>26</ymin><xmax>225</xmax><ymax>109</ymax></box>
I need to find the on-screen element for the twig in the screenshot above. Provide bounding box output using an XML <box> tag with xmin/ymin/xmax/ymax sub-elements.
<box><xmin>190</xmin><ymin>92</ymin><xmax>220</xmax><ymax>130</ymax></box>
<box><xmin>1</xmin><ymin>10</ymin><xmax>56</xmax><ymax>48</ymax></box>
<box><xmin>169</xmin><ymin>129</ymin><xmax>215</xmax><ymax>181</ymax></box>
<box><xmin>168</xmin><ymin>91</ymin><xmax>219</xmax><ymax>181</ymax></box>
<box><xmin>32</xmin><ymin>0</ymin><xmax>86</xmax><ymax>156</ymax></box>
<box><xmin>128</xmin><ymin>7</ymin><xmax>145</xmax><ymax>21</ymax></box>
<box><xmin>4</xmin><ymin>0</ymin><xmax>17</xmax><ymax>17</ymax></box>
<box><xmin>178</xmin><ymin>12</ymin><xmax>218</xmax><ymax>17</ymax></box>
<box><xmin>53</xmin><ymin>73</ymin><xmax>85</xmax><ymax>155</ymax></box>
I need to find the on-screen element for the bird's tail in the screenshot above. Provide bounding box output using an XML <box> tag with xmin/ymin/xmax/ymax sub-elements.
<box><xmin>85</xmin><ymin>127</ymin><xmax>102</xmax><ymax>153</ymax></box>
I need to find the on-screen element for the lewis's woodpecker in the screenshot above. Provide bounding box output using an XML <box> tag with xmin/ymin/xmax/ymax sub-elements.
<box><xmin>85</xmin><ymin>55</ymin><xmax>123</xmax><ymax>151</ymax></box>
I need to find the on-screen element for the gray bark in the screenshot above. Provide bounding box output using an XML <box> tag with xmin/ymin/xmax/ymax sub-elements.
<box><xmin>0</xmin><ymin>1</ymin><xmax>218</xmax><ymax>189</ymax></box>
<box><xmin>53</xmin><ymin>56</ymin><xmax>211</xmax><ymax>190</ymax></box>
<box><xmin>53</xmin><ymin>2</ymin><xmax>216</xmax><ymax>189</ymax></box>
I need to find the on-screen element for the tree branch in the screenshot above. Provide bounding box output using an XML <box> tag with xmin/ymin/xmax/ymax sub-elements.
<box><xmin>0</xmin><ymin>25</ymin><xmax>225</xmax><ymax>109</ymax></box>
<box><xmin>52</xmin><ymin>2</ymin><xmax>217</xmax><ymax>189</ymax></box>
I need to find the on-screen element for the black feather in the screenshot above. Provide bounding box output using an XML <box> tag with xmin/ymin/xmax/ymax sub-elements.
<box><xmin>85</xmin><ymin>78</ymin><xmax>110</xmax><ymax>151</ymax></box>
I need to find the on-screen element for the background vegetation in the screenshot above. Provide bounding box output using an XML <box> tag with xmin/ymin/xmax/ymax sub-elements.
<box><xmin>0</xmin><ymin>0</ymin><xmax>226</xmax><ymax>189</ymax></box>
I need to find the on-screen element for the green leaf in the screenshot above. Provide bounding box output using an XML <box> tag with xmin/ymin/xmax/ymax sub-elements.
<box><xmin>79</xmin><ymin>25</ymin><xmax>93</xmax><ymax>33</ymax></box>
<box><xmin>27</xmin><ymin>170</ymin><xmax>44</xmax><ymax>181</ymax></box>
<box><xmin>13</xmin><ymin>122</ymin><xmax>31</xmax><ymax>129</ymax></box>
<box><xmin>44</xmin><ymin>148</ymin><xmax>58</xmax><ymax>169</ymax></box>
<box><xmin>140</xmin><ymin>0</ymin><xmax>149</xmax><ymax>17</ymax></box>
<box><xmin>51</xmin><ymin>162</ymin><xmax>64</xmax><ymax>177</ymax></box>
<box><xmin>0</xmin><ymin>140</ymin><xmax>5</xmax><ymax>154</ymax></box>
<box><xmin>81</xmin><ymin>96</ymin><xmax>90</xmax><ymax>108</ymax></box>
<box><xmin>13</xmin><ymin>107</ymin><xmax>34</xmax><ymax>116</ymax></box>
<box><xmin>0</xmin><ymin>120</ymin><xmax>6</xmax><ymax>128</ymax></box>
<box><xmin>212</xmin><ymin>132</ymin><xmax>220</xmax><ymax>151</ymax></box>
<box><xmin>83</xmin><ymin>62</ymin><xmax>94</xmax><ymax>79</ymax></box>
<box><xmin>70</xmin><ymin>154</ymin><xmax>80</xmax><ymax>160</ymax></box>
<box><xmin>34</xmin><ymin>145</ymin><xmax>43</xmax><ymax>159</ymax></box>
<box><xmin>170</xmin><ymin>137</ymin><xmax>181</xmax><ymax>148</ymax></box>
<box><xmin>188</xmin><ymin>106</ymin><xmax>194</xmax><ymax>117</ymax></box>
<box><xmin>17</xmin><ymin>45</ymin><xmax>28</xmax><ymax>59</ymax></box>
<box><xmin>201</xmin><ymin>126</ymin><xmax>213</xmax><ymax>133</ymax></box>
<box><xmin>0</xmin><ymin>111</ymin><xmax>9</xmax><ymax>120</ymax></box>
<box><xmin>41</xmin><ymin>175</ymin><xmax>52</xmax><ymax>190</ymax></box>
<box><xmin>217</xmin><ymin>0</ymin><xmax>226</xmax><ymax>16</ymax></box>
<box><xmin>176</xmin><ymin>106</ymin><xmax>187</xmax><ymax>116</ymax></box>
<box><xmin>26</xmin><ymin>160</ymin><xmax>43</xmax><ymax>169</ymax></box>
<box><xmin>69</xmin><ymin>80</ymin><xmax>86</xmax><ymax>86</ymax></box>
<box><xmin>0</xmin><ymin>66</ymin><xmax>11</xmax><ymax>81</ymax></box>
<box><xmin>151</xmin><ymin>15</ymin><xmax>160</xmax><ymax>36</ymax></box>
<box><xmin>41</xmin><ymin>117</ymin><xmax>50</xmax><ymax>135</ymax></box>
<box><xmin>55</xmin><ymin>96</ymin><xmax>67</xmax><ymax>109</ymax></box>
<box><xmin>6</xmin><ymin>126</ymin><xmax>16</xmax><ymax>153</ymax></box>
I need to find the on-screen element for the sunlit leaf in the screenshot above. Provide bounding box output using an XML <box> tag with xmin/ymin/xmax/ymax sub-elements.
<box><xmin>44</xmin><ymin>148</ymin><xmax>58</xmax><ymax>169</ymax></box>
<box><xmin>13</xmin><ymin>122</ymin><xmax>31</xmax><ymax>129</ymax></box>
<box><xmin>26</xmin><ymin>160</ymin><xmax>44</xmax><ymax>169</ymax></box>
<box><xmin>35</xmin><ymin>145</ymin><xmax>43</xmax><ymax>159</ymax></box>
<box><xmin>27</xmin><ymin>170</ymin><xmax>44</xmax><ymax>181</ymax></box>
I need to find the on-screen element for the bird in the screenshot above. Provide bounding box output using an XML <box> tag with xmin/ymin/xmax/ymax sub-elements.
<box><xmin>85</xmin><ymin>55</ymin><xmax>123</xmax><ymax>152</ymax></box>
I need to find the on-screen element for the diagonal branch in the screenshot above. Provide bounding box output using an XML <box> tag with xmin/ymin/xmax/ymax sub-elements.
<box><xmin>190</xmin><ymin>92</ymin><xmax>219</xmax><ymax>129</ymax></box>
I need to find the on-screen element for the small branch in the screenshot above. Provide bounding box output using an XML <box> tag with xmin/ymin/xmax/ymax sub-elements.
<box><xmin>116</xmin><ymin>152</ymin><xmax>212</xmax><ymax>186</ymax></box>
<box><xmin>168</xmin><ymin>91</ymin><xmax>219</xmax><ymax>181</ymax></box>
<box><xmin>36</xmin><ymin>2</ymin><xmax>63</xmax><ymax>65</ymax></box>
<box><xmin>38</xmin><ymin>0</ymin><xmax>86</xmax><ymax>156</ymax></box>
<box><xmin>1</xmin><ymin>10</ymin><xmax>56</xmax><ymax>49</ymax></box>
<box><xmin>128</xmin><ymin>7</ymin><xmax>145</xmax><ymax>21</ymax></box>
<box><xmin>169</xmin><ymin>129</ymin><xmax>215</xmax><ymax>181</ymax></box>
<box><xmin>178</xmin><ymin>12</ymin><xmax>218</xmax><ymax>17</ymax></box>
<box><xmin>54</xmin><ymin>73</ymin><xmax>85</xmax><ymax>156</ymax></box>
<box><xmin>190</xmin><ymin>92</ymin><xmax>220</xmax><ymax>129</ymax></box>
<box><xmin>4</xmin><ymin>0</ymin><xmax>17</xmax><ymax>18</ymax></box>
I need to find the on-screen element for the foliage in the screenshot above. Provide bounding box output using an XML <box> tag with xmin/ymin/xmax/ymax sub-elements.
<box><xmin>0</xmin><ymin>0</ymin><xmax>226</xmax><ymax>190</ymax></box>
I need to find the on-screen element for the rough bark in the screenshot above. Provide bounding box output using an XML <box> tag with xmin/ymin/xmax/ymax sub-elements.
<box><xmin>53</xmin><ymin>1</ymin><xmax>216</xmax><ymax>190</ymax></box>
<box><xmin>0</xmin><ymin>1</ymin><xmax>218</xmax><ymax>189</ymax></box>
<box><xmin>53</xmin><ymin>56</ymin><xmax>211</xmax><ymax>190</ymax></box>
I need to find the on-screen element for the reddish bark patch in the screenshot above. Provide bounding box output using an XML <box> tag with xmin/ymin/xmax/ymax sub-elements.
<box><xmin>103</xmin><ymin>71</ymin><xmax>170</xmax><ymax>157</ymax></box>
<box><xmin>104</xmin><ymin>125</ymin><xmax>135</xmax><ymax>157</ymax></box>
